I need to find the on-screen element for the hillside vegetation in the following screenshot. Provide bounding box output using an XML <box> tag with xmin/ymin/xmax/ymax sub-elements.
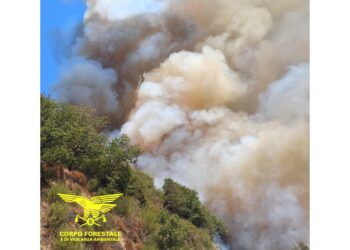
<box><xmin>40</xmin><ymin>95</ymin><xmax>227</xmax><ymax>250</ymax></box>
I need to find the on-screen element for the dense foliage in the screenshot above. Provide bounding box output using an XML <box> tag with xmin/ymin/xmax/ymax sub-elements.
<box><xmin>41</xmin><ymin>95</ymin><xmax>108</xmax><ymax>169</ymax></box>
<box><xmin>41</xmin><ymin>95</ymin><xmax>140</xmax><ymax>193</ymax></box>
<box><xmin>163</xmin><ymin>178</ymin><xmax>227</xmax><ymax>238</ymax></box>
<box><xmin>40</xmin><ymin>96</ymin><xmax>226</xmax><ymax>250</ymax></box>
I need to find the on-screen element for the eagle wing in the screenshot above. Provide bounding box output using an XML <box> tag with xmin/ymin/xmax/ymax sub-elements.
<box><xmin>99</xmin><ymin>204</ymin><xmax>116</xmax><ymax>214</ymax></box>
<box><xmin>58</xmin><ymin>193</ymin><xmax>78</xmax><ymax>202</ymax></box>
<box><xmin>90</xmin><ymin>193</ymin><xmax>123</xmax><ymax>204</ymax></box>
<box><xmin>57</xmin><ymin>193</ymin><xmax>90</xmax><ymax>209</ymax></box>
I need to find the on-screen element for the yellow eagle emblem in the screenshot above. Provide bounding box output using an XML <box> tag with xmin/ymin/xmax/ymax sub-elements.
<box><xmin>58</xmin><ymin>193</ymin><xmax>122</xmax><ymax>227</ymax></box>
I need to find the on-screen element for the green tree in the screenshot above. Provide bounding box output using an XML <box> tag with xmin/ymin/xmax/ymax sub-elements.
<box><xmin>41</xmin><ymin>96</ymin><xmax>140</xmax><ymax>193</ymax></box>
<box><xmin>157</xmin><ymin>214</ymin><xmax>188</xmax><ymax>250</ymax></box>
<box><xmin>127</xmin><ymin>168</ymin><xmax>158</xmax><ymax>206</ymax></box>
<box><xmin>41</xmin><ymin>95</ymin><xmax>107</xmax><ymax>171</ymax></box>
<box><xmin>99</xmin><ymin>135</ymin><xmax>140</xmax><ymax>193</ymax></box>
<box><xmin>163</xmin><ymin>178</ymin><xmax>201</xmax><ymax>223</ymax></box>
<box><xmin>163</xmin><ymin>178</ymin><xmax>226</xmax><ymax>238</ymax></box>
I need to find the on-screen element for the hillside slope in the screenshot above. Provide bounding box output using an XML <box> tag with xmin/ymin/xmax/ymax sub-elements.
<box><xmin>40</xmin><ymin>95</ymin><xmax>227</xmax><ymax>250</ymax></box>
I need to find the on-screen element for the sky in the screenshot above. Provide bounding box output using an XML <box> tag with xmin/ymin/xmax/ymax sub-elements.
<box><xmin>40</xmin><ymin>0</ymin><xmax>166</xmax><ymax>95</ymax></box>
<box><xmin>41</xmin><ymin>0</ymin><xmax>85</xmax><ymax>95</ymax></box>
<box><xmin>91</xmin><ymin>0</ymin><xmax>166</xmax><ymax>21</ymax></box>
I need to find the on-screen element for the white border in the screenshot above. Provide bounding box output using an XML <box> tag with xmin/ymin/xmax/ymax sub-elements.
<box><xmin>0</xmin><ymin>0</ymin><xmax>350</xmax><ymax>249</ymax></box>
<box><xmin>311</xmin><ymin>0</ymin><xmax>350</xmax><ymax>249</ymax></box>
<box><xmin>0</xmin><ymin>1</ymin><xmax>40</xmax><ymax>249</ymax></box>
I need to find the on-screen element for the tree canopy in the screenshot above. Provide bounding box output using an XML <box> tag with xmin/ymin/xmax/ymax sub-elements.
<box><xmin>163</xmin><ymin>178</ymin><xmax>227</xmax><ymax>238</ymax></box>
<box><xmin>41</xmin><ymin>95</ymin><xmax>140</xmax><ymax>192</ymax></box>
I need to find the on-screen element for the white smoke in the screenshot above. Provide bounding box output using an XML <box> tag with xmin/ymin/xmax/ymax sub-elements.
<box><xmin>122</xmin><ymin>56</ymin><xmax>309</xmax><ymax>249</ymax></box>
<box><xmin>259</xmin><ymin>64</ymin><xmax>309</xmax><ymax>122</ymax></box>
<box><xmin>122</xmin><ymin>59</ymin><xmax>309</xmax><ymax>249</ymax></box>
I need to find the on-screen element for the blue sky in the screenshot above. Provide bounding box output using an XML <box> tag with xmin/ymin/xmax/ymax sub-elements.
<box><xmin>41</xmin><ymin>0</ymin><xmax>166</xmax><ymax>95</ymax></box>
<box><xmin>41</xmin><ymin>0</ymin><xmax>85</xmax><ymax>94</ymax></box>
<box><xmin>96</xmin><ymin>0</ymin><xmax>166</xmax><ymax>20</ymax></box>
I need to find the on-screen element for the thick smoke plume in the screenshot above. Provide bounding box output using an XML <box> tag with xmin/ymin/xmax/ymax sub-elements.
<box><xmin>55</xmin><ymin>0</ymin><xmax>309</xmax><ymax>249</ymax></box>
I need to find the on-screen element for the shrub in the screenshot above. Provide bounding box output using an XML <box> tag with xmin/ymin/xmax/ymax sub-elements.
<box><xmin>48</xmin><ymin>202</ymin><xmax>69</xmax><ymax>229</ymax></box>
<box><xmin>127</xmin><ymin>169</ymin><xmax>159</xmax><ymax>206</ymax></box>
<box><xmin>41</xmin><ymin>161</ymin><xmax>56</xmax><ymax>187</ymax></box>
<box><xmin>199</xmin><ymin>207</ymin><xmax>228</xmax><ymax>239</ymax></box>
<box><xmin>41</xmin><ymin>96</ymin><xmax>140</xmax><ymax>195</ymax></box>
<box><xmin>41</xmin><ymin>95</ymin><xmax>107</xmax><ymax>171</ymax></box>
<box><xmin>186</xmin><ymin>228</ymin><xmax>213</xmax><ymax>250</ymax></box>
<box><xmin>163</xmin><ymin>178</ymin><xmax>226</xmax><ymax>238</ymax></box>
<box><xmin>157</xmin><ymin>214</ymin><xmax>188</xmax><ymax>250</ymax></box>
<box><xmin>140</xmin><ymin>208</ymin><xmax>161</xmax><ymax>236</ymax></box>
<box><xmin>67</xmin><ymin>170</ymin><xmax>87</xmax><ymax>187</ymax></box>
<box><xmin>87</xmin><ymin>178</ymin><xmax>99</xmax><ymax>192</ymax></box>
<box><xmin>142</xmin><ymin>240</ymin><xmax>158</xmax><ymax>250</ymax></box>
<box><xmin>47</xmin><ymin>183</ymin><xmax>72</xmax><ymax>203</ymax></box>
<box><xmin>163</xmin><ymin>179</ymin><xmax>202</xmax><ymax>222</ymax></box>
<box><xmin>116</xmin><ymin>196</ymin><xmax>140</xmax><ymax>217</ymax></box>
<box><xmin>96</xmin><ymin>135</ymin><xmax>140</xmax><ymax>193</ymax></box>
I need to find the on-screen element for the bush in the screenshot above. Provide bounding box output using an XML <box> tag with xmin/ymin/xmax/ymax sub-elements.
<box><xmin>163</xmin><ymin>178</ymin><xmax>226</xmax><ymax>238</ymax></box>
<box><xmin>186</xmin><ymin>229</ymin><xmax>213</xmax><ymax>250</ymax></box>
<box><xmin>127</xmin><ymin>169</ymin><xmax>159</xmax><ymax>206</ymax></box>
<box><xmin>140</xmin><ymin>208</ymin><xmax>161</xmax><ymax>236</ymax></box>
<box><xmin>199</xmin><ymin>207</ymin><xmax>228</xmax><ymax>239</ymax></box>
<box><xmin>41</xmin><ymin>96</ymin><xmax>140</xmax><ymax>195</ymax></box>
<box><xmin>47</xmin><ymin>183</ymin><xmax>72</xmax><ymax>203</ymax></box>
<box><xmin>163</xmin><ymin>179</ymin><xmax>201</xmax><ymax>222</ymax></box>
<box><xmin>142</xmin><ymin>240</ymin><xmax>159</xmax><ymax>250</ymax></box>
<box><xmin>41</xmin><ymin>161</ymin><xmax>56</xmax><ymax>187</ymax></box>
<box><xmin>41</xmin><ymin>95</ymin><xmax>107</xmax><ymax>170</ymax></box>
<box><xmin>87</xmin><ymin>178</ymin><xmax>99</xmax><ymax>192</ymax></box>
<box><xmin>157</xmin><ymin>214</ymin><xmax>188</xmax><ymax>250</ymax></box>
<box><xmin>48</xmin><ymin>202</ymin><xmax>69</xmax><ymax>229</ymax></box>
<box><xmin>97</xmin><ymin>135</ymin><xmax>140</xmax><ymax>193</ymax></box>
<box><xmin>116</xmin><ymin>196</ymin><xmax>140</xmax><ymax>218</ymax></box>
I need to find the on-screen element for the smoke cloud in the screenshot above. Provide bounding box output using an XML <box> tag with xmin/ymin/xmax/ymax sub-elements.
<box><xmin>55</xmin><ymin>58</ymin><xmax>119</xmax><ymax>114</ymax></box>
<box><xmin>54</xmin><ymin>0</ymin><xmax>309</xmax><ymax>249</ymax></box>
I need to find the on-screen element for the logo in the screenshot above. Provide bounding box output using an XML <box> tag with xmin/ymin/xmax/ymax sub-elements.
<box><xmin>58</xmin><ymin>193</ymin><xmax>122</xmax><ymax>227</ymax></box>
